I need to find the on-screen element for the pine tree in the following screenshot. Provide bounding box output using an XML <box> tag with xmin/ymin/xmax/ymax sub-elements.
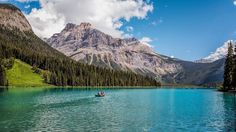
<box><xmin>223</xmin><ymin>42</ymin><xmax>234</xmax><ymax>91</ymax></box>
<box><xmin>0</xmin><ymin>63</ymin><xmax>6</xmax><ymax>86</ymax></box>
<box><xmin>232</xmin><ymin>43</ymin><xmax>236</xmax><ymax>90</ymax></box>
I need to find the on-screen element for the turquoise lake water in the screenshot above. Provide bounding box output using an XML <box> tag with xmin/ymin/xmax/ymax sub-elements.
<box><xmin>0</xmin><ymin>88</ymin><xmax>235</xmax><ymax>131</ymax></box>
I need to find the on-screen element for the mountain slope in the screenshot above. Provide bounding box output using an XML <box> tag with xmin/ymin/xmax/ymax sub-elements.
<box><xmin>0</xmin><ymin>4</ymin><xmax>159</xmax><ymax>87</ymax></box>
<box><xmin>47</xmin><ymin>23</ymin><xmax>225</xmax><ymax>85</ymax></box>
<box><xmin>6</xmin><ymin>59</ymin><xmax>49</xmax><ymax>87</ymax></box>
<box><xmin>177</xmin><ymin>59</ymin><xmax>224</xmax><ymax>84</ymax></box>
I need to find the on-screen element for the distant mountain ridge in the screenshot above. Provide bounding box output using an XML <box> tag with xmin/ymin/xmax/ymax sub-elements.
<box><xmin>196</xmin><ymin>40</ymin><xmax>235</xmax><ymax>63</ymax></box>
<box><xmin>47</xmin><ymin>22</ymin><xmax>225</xmax><ymax>85</ymax></box>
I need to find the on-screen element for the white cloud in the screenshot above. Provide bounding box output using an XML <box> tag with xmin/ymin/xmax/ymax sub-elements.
<box><xmin>26</xmin><ymin>0</ymin><xmax>153</xmax><ymax>38</ymax></box>
<box><xmin>140</xmin><ymin>37</ymin><xmax>153</xmax><ymax>47</ymax></box>
<box><xmin>123</xmin><ymin>33</ymin><xmax>133</xmax><ymax>38</ymax></box>
<box><xmin>234</xmin><ymin>1</ymin><xmax>236</xmax><ymax>6</ymax></box>
<box><xmin>24</xmin><ymin>5</ymin><xmax>30</xmax><ymax>8</ymax></box>
<box><xmin>126</xmin><ymin>26</ymin><xmax>134</xmax><ymax>32</ymax></box>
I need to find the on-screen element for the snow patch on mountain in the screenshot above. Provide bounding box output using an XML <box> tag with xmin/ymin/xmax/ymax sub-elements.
<box><xmin>196</xmin><ymin>40</ymin><xmax>235</xmax><ymax>63</ymax></box>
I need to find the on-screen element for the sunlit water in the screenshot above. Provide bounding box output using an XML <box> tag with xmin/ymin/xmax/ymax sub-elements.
<box><xmin>0</xmin><ymin>88</ymin><xmax>235</xmax><ymax>131</ymax></box>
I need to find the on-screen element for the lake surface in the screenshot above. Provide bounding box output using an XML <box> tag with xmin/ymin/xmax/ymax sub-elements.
<box><xmin>0</xmin><ymin>88</ymin><xmax>235</xmax><ymax>131</ymax></box>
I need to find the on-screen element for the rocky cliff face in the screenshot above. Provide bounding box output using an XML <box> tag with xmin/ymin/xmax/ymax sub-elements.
<box><xmin>47</xmin><ymin>23</ymin><xmax>183</xmax><ymax>82</ymax></box>
<box><xmin>0</xmin><ymin>4</ymin><xmax>32</xmax><ymax>32</ymax></box>
<box><xmin>47</xmin><ymin>23</ymin><xmax>224</xmax><ymax>85</ymax></box>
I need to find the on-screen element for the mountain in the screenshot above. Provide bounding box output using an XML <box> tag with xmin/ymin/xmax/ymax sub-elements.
<box><xmin>0</xmin><ymin>4</ymin><xmax>65</xmax><ymax>58</ymax></box>
<box><xmin>47</xmin><ymin>23</ymin><xmax>182</xmax><ymax>82</ymax></box>
<box><xmin>47</xmin><ymin>22</ymin><xmax>225</xmax><ymax>85</ymax></box>
<box><xmin>177</xmin><ymin>58</ymin><xmax>225</xmax><ymax>85</ymax></box>
<box><xmin>0</xmin><ymin>4</ymin><xmax>32</xmax><ymax>32</ymax></box>
<box><xmin>0</xmin><ymin>4</ymin><xmax>159</xmax><ymax>87</ymax></box>
<box><xmin>196</xmin><ymin>40</ymin><xmax>234</xmax><ymax>63</ymax></box>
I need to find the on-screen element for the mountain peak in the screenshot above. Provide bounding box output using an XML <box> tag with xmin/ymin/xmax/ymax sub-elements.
<box><xmin>196</xmin><ymin>40</ymin><xmax>235</xmax><ymax>63</ymax></box>
<box><xmin>63</xmin><ymin>23</ymin><xmax>76</xmax><ymax>31</ymax></box>
<box><xmin>0</xmin><ymin>3</ymin><xmax>20</xmax><ymax>11</ymax></box>
<box><xmin>62</xmin><ymin>22</ymin><xmax>92</xmax><ymax>32</ymax></box>
<box><xmin>0</xmin><ymin>3</ymin><xmax>32</xmax><ymax>32</ymax></box>
<box><xmin>79</xmin><ymin>22</ymin><xmax>92</xmax><ymax>29</ymax></box>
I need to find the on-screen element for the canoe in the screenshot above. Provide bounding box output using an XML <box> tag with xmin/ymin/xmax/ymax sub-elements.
<box><xmin>95</xmin><ymin>94</ymin><xmax>105</xmax><ymax>97</ymax></box>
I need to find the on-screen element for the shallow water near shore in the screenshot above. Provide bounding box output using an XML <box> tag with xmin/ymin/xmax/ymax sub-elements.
<box><xmin>0</xmin><ymin>87</ymin><xmax>235</xmax><ymax>131</ymax></box>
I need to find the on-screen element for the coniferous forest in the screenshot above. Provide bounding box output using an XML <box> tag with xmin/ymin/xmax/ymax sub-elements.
<box><xmin>223</xmin><ymin>41</ymin><xmax>236</xmax><ymax>91</ymax></box>
<box><xmin>0</xmin><ymin>25</ymin><xmax>160</xmax><ymax>87</ymax></box>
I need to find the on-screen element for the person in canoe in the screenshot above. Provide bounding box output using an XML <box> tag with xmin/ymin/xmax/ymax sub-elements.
<box><xmin>95</xmin><ymin>91</ymin><xmax>105</xmax><ymax>97</ymax></box>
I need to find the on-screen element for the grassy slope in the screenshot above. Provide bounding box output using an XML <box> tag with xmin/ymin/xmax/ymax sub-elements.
<box><xmin>6</xmin><ymin>59</ymin><xmax>49</xmax><ymax>87</ymax></box>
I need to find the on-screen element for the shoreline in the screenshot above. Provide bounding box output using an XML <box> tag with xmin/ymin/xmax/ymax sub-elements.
<box><xmin>0</xmin><ymin>85</ymin><xmax>214</xmax><ymax>89</ymax></box>
<box><xmin>217</xmin><ymin>89</ymin><xmax>236</xmax><ymax>93</ymax></box>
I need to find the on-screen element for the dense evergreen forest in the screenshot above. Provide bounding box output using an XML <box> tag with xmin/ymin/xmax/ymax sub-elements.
<box><xmin>223</xmin><ymin>42</ymin><xmax>236</xmax><ymax>91</ymax></box>
<box><xmin>0</xmin><ymin>25</ymin><xmax>160</xmax><ymax>86</ymax></box>
<box><xmin>0</xmin><ymin>59</ymin><xmax>6</xmax><ymax>86</ymax></box>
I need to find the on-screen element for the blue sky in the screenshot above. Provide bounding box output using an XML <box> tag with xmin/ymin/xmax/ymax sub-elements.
<box><xmin>2</xmin><ymin>0</ymin><xmax>236</xmax><ymax>61</ymax></box>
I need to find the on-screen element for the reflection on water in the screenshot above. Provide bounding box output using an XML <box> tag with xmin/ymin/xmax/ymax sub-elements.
<box><xmin>0</xmin><ymin>87</ymin><xmax>8</xmax><ymax>93</ymax></box>
<box><xmin>35</xmin><ymin>97</ymin><xmax>98</xmax><ymax>109</ymax></box>
<box><xmin>0</xmin><ymin>88</ymin><xmax>235</xmax><ymax>131</ymax></box>
<box><xmin>222</xmin><ymin>93</ymin><xmax>236</xmax><ymax>131</ymax></box>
